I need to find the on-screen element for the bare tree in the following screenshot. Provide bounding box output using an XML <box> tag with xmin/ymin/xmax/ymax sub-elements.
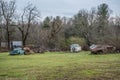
<box><xmin>112</xmin><ymin>16</ymin><xmax>120</xmax><ymax>49</ymax></box>
<box><xmin>48</xmin><ymin>16</ymin><xmax>63</xmax><ymax>48</ymax></box>
<box><xmin>42</xmin><ymin>16</ymin><xmax>64</xmax><ymax>48</ymax></box>
<box><xmin>17</xmin><ymin>3</ymin><xmax>40</xmax><ymax>46</ymax></box>
<box><xmin>0</xmin><ymin>6</ymin><xmax>2</xmax><ymax>48</ymax></box>
<box><xmin>0</xmin><ymin>0</ymin><xmax>16</xmax><ymax>50</ymax></box>
<box><xmin>87</xmin><ymin>8</ymin><xmax>98</xmax><ymax>44</ymax></box>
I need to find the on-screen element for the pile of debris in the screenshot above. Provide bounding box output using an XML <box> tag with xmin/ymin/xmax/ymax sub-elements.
<box><xmin>23</xmin><ymin>47</ymin><xmax>34</xmax><ymax>55</ymax></box>
<box><xmin>0</xmin><ymin>47</ymin><xmax>8</xmax><ymax>52</ymax></box>
<box><xmin>31</xmin><ymin>46</ymin><xmax>45</xmax><ymax>53</ymax></box>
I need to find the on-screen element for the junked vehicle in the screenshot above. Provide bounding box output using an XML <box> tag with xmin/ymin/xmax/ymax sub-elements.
<box><xmin>90</xmin><ymin>44</ymin><xmax>115</xmax><ymax>54</ymax></box>
<box><xmin>70</xmin><ymin>44</ymin><xmax>82</xmax><ymax>52</ymax></box>
<box><xmin>10</xmin><ymin>47</ymin><xmax>25</xmax><ymax>55</ymax></box>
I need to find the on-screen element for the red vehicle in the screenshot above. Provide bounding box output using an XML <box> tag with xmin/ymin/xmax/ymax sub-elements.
<box><xmin>90</xmin><ymin>44</ymin><xmax>115</xmax><ymax>54</ymax></box>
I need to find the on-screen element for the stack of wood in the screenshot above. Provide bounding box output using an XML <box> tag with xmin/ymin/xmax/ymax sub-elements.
<box><xmin>23</xmin><ymin>47</ymin><xmax>34</xmax><ymax>55</ymax></box>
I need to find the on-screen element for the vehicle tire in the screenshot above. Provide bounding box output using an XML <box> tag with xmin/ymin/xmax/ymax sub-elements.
<box><xmin>97</xmin><ymin>50</ymin><xmax>103</xmax><ymax>54</ymax></box>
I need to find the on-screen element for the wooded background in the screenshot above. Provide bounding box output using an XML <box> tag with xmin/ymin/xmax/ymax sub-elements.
<box><xmin>0</xmin><ymin>0</ymin><xmax>120</xmax><ymax>50</ymax></box>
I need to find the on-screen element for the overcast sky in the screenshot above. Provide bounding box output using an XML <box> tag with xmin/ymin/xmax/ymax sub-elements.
<box><xmin>16</xmin><ymin>0</ymin><xmax>120</xmax><ymax>18</ymax></box>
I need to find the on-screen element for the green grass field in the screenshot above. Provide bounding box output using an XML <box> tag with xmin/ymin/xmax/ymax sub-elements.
<box><xmin>0</xmin><ymin>52</ymin><xmax>120</xmax><ymax>80</ymax></box>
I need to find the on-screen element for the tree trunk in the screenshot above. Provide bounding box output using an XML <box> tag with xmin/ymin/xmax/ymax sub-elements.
<box><xmin>22</xmin><ymin>32</ymin><xmax>25</xmax><ymax>47</ymax></box>
<box><xmin>0</xmin><ymin>29</ymin><xmax>1</xmax><ymax>50</ymax></box>
<box><xmin>22</xmin><ymin>40</ymin><xmax>26</xmax><ymax>47</ymax></box>
<box><xmin>0</xmin><ymin>39</ymin><xmax>1</xmax><ymax>51</ymax></box>
<box><xmin>6</xmin><ymin>22</ymin><xmax>10</xmax><ymax>51</ymax></box>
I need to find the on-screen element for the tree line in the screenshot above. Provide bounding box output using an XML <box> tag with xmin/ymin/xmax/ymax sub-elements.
<box><xmin>0</xmin><ymin>0</ymin><xmax>120</xmax><ymax>51</ymax></box>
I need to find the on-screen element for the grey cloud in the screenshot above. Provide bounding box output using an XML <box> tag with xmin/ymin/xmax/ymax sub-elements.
<box><xmin>16</xmin><ymin>0</ymin><xmax>120</xmax><ymax>18</ymax></box>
